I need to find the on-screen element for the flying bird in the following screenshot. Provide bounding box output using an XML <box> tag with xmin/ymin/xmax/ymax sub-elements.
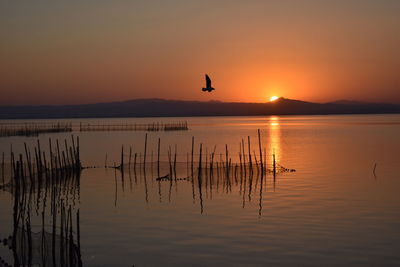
<box><xmin>202</xmin><ymin>74</ymin><xmax>215</xmax><ymax>92</ymax></box>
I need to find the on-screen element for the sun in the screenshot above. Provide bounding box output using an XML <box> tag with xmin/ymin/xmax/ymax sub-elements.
<box><xmin>269</xmin><ymin>96</ymin><xmax>279</xmax><ymax>102</ymax></box>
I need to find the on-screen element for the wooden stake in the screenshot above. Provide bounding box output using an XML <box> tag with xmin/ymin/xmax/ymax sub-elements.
<box><xmin>248</xmin><ymin>136</ymin><xmax>252</xmax><ymax>170</ymax></box>
<box><xmin>174</xmin><ymin>144</ymin><xmax>177</xmax><ymax>180</ymax></box>
<box><xmin>120</xmin><ymin>145</ymin><xmax>124</xmax><ymax>171</ymax></box>
<box><xmin>1</xmin><ymin>152</ymin><xmax>4</xmax><ymax>185</ymax></box>
<box><xmin>143</xmin><ymin>134</ymin><xmax>148</xmax><ymax>171</ymax></box>
<box><xmin>258</xmin><ymin>129</ymin><xmax>263</xmax><ymax>173</ymax></box>
<box><xmin>128</xmin><ymin>146</ymin><xmax>132</xmax><ymax>169</ymax></box>
<box><xmin>157</xmin><ymin>138</ymin><xmax>161</xmax><ymax>177</ymax></box>
<box><xmin>191</xmin><ymin>136</ymin><xmax>194</xmax><ymax>178</ymax></box>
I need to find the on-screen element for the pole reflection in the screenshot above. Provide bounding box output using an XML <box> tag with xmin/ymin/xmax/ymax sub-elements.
<box><xmin>101</xmin><ymin>129</ymin><xmax>294</xmax><ymax>216</ymax></box>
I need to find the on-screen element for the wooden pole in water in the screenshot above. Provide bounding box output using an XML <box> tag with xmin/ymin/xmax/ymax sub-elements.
<box><xmin>34</xmin><ymin>147</ymin><xmax>40</xmax><ymax>185</ymax></box>
<box><xmin>56</xmin><ymin>139</ymin><xmax>62</xmax><ymax>171</ymax></box>
<box><xmin>247</xmin><ymin>136</ymin><xmax>252</xmax><ymax>171</ymax></box>
<box><xmin>19</xmin><ymin>154</ymin><xmax>25</xmax><ymax>192</ymax></box>
<box><xmin>71</xmin><ymin>135</ymin><xmax>76</xmax><ymax>168</ymax></box>
<box><xmin>71</xmin><ymin>134</ymin><xmax>81</xmax><ymax>171</ymax></box>
<box><xmin>186</xmin><ymin>152</ymin><xmax>189</xmax><ymax>177</ymax></box>
<box><xmin>216</xmin><ymin>162</ymin><xmax>220</xmax><ymax>180</ymax></box>
<box><xmin>128</xmin><ymin>146</ymin><xmax>132</xmax><ymax>169</ymax></box>
<box><xmin>273</xmin><ymin>149</ymin><xmax>276</xmax><ymax>177</ymax></box>
<box><xmin>168</xmin><ymin>147</ymin><xmax>172</xmax><ymax>179</ymax></box>
<box><xmin>198</xmin><ymin>143</ymin><xmax>203</xmax><ymax>177</ymax></box>
<box><xmin>43</xmin><ymin>151</ymin><xmax>49</xmax><ymax>181</ymax></box>
<box><xmin>253</xmin><ymin>151</ymin><xmax>259</xmax><ymax>173</ymax></box>
<box><xmin>1</xmin><ymin>152</ymin><xmax>4</xmax><ymax>185</ymax></box>
<box><xmin>174</xmin><ymin>144</ymin><xmax>177</xmax><ymax>181</ymax></box>
<box><xmin>263</xmin><ymin>147</ymin><xmax>267</xmax><ymax>173</ymax></box>
<box><xmin>120</xmin><ymin>145</ymin><xmax>124</xmax><ymax>172</ymax></box>
<box><xmin>210</xmin><ymin>145</ymin><xmax>216</xmax><ymax>175</ymax></box>
<box><xmin>10</xmin><ymin>145</ymin><xmax>14</xmax><ymax>182</ymax></box>
<box><xmin>238</xmin><ymin>142</ymin><xmax>242</xmax><ymax>174</ymax></box>
<box><xmin>258</xmin><ymin>129</ymin><xmax>263</xmax><ymax>174</ymax></box>
<box><xmin>65</xmin><ymin>140</ymin><xmax>71</xmax><ymax>168</ymax></box>
<box><xmin>191</xmin><ymin>136</ymin><xmax>194</xmax><ymax>178</ymax></box>
<box><xmin>219</xmin><ymin>154</ymin><xmax>223</xmax><ymax>176</ymax></box>
<box><xmin>38</xmin><ymin>139</ymin><xmax>44</xmax><ymax>178</ymax></box>
<box><xmin>241</xmin><ymin>139</ymin><xmax>246</xmax><ymax>177</ymax></box>
<box><xmin>24</xmin><ymin>143</ymin><xmax>33</xmax><ymax>183</ymax></box>
<box><xmin>151</xmin><ymin>150</ymin><xmax>154</xmax><ymax>173</ymax></box>
<box><xmin>225</xmin><ymin>144</ymin><xmax>229</xmax><ymax>178</ymax></box>
<box><xmin>143</xmin><ymin>133</ymin><xmax>148</xmax><ymax>172</ymax></box>
<box><xmin>69</xmin><ymin>147</ymin><xmax>75</xmax><ymax>172</ymax></box>
<box><xmin>234</xmin><ymin>163</ymin><xmax>238</xmax><ymax>183</ymax></box>
<box><xmin>77</xmin><ymin>136</ymin><xmax>81</xmax><ymax>170</ymax></box>
<box><xmin>205</xmin><ymin>148</ymin><xmax>208</xmax><ymax>178</ymax></box>
<box><xmin>157</xmin><ymin>138</ymin><xmax>160</xmax><ymax>177</ymax></box>
<box><xmin>62</xmin><ymin>151</ymin><xmax>67</xmax><ymax>172</ymax></box>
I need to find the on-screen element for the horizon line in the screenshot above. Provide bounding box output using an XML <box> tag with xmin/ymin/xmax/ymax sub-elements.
<box><xmin>1</xmin><ymin>97</ymin><xmax>399</xmax><ymax>107</ymax></box>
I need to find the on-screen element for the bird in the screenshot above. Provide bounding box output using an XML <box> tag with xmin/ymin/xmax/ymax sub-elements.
<box><xmin>202</xmin><ymin>74</ymin><xmax>215</xmax><ymax>92</ymax></box>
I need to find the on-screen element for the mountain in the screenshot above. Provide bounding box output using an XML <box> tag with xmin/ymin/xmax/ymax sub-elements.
<box><xmin>0</xmin><ymin>98</ymin><xmax>400</xmax><ymax>119</ymax></box>
<box><xmin>327</xmin><ymin>100</ymin><xmax>368</xmax><ymax>105</ymax></box>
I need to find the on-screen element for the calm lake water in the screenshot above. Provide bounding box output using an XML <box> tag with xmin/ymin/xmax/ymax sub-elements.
<box><xmin>1</xmin><ymin>114</ymin><xmax>400</xmax><ymax>266</ymax></box>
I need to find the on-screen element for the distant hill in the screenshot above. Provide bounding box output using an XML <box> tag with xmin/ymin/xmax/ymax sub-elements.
<box><xmin>327</xmin><ymin>100</ymin><xmax>368</xmax><ymax>105</ymax></box>
<box><xmin>1</xmin><ymin>98</ymin><xmax>400</xmax><ymax>119</ymax></box>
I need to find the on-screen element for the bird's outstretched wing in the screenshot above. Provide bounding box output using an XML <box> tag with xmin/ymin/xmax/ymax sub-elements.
<box><xmin>205</xmin><ymin>74</ymin><xmax>211</xmax><ymax>88</ymax></box>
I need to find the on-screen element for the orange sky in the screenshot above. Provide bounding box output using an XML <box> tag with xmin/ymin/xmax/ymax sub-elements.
<box><xmin>0</xmin><ymin>1</ymin><xmax>399</xmax><ymax>105</ymax></box>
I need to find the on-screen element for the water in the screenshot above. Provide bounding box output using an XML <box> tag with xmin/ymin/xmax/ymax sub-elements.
<box><xmin>1</xmin><ymin>114</ymin><xmax>400</xmax><ymax>266</ymax></box>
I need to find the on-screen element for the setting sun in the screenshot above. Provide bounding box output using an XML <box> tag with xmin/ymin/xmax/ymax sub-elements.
<box><xmin>270</xmin><ymin>96</ymin><xmax>279</xmax><ymax>102</ymax></box>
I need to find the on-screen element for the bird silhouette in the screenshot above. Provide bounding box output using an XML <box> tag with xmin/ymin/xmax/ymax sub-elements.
<box><xmin>202</xmin><ymin>74</ymin><xmax>215</xmax><ymax>92</ymax></box>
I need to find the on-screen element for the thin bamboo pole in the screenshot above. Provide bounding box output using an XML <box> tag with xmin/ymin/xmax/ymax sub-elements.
<box><xmin>191</xmin><ymin>136</ymin><xmax>194</xmax><ymax>178</ymax></box>
<box><xmin>120</xmin><ymin>145</ymin><xmax>124</xmax><ymax>172</ymax></box>
<box><xmin>143</xmin><ymin>134</ymin><xmax>148</xmax><ymax>171</ymax></box>
<box><xmin>157</xmin><ymin>138</ymin><xmax>161</xmax><ymax>177</ymax></box>
<box><xmin>174</xmin><ymin>144</ymin><xmax>177</xmax><ymax>181</ymax></box>
<box><xmin>247</xmin><ymin>136</ymin><xmax>252</xmax><ymax>170</ymax></box>
<box><xmin>129</xmin><ymin>146</ymin><xmax>132</xmax><ymax>169</ymax></box>
<box><xmin>1</xmin><ymin>152</ymin><xmax>4</xmax><ymax>185</ymax></box>
<box><xmin>258</xmin><ymin>129</ymin><xmax>263</xmax><ymax>173</ymax></box>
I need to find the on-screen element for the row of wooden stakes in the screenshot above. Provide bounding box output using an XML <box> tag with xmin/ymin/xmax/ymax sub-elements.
<box><xmin>2</xmin><ymin>136</ymin><xmax>82</xmax><ymax>191</ymax></box>
<box><xmin>114</xmin><ymin>129</ymin><xmax>293</xmax><ymax>180</ymax></box>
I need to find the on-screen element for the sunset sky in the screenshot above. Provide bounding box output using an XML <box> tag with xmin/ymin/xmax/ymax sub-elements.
<box><xmin>1</xmin><ymin>0</ymin><xmax>399</xmax><ymax>105</ymax></box>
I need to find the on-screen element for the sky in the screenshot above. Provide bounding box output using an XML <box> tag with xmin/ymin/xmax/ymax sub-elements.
<box><xmin>0</xmin><ymin>0</ymin><xmax>399</xmax><ymax>105</ymax></box>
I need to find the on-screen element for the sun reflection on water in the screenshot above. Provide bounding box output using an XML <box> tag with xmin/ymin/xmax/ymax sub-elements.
<box><xmin>268</xmin><ymin>116</ymin><xmax>281</xmax><ymax>163</ymax></box>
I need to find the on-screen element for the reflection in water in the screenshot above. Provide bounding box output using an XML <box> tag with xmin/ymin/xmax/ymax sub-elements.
<box><xmin>0</xmin><ymin>137</ymin><xmax>82</xmax><ymax>266</ymax></box>
<box><xmin>1</xmin><ymin>115</ymin><xmax>399</xmax><ymax>266</ymax></box>
<box><xmin>258</xmin><ymin>174</ymin><xmax>264</xmax><ymax>217</ymax></box>
<box><xmin>0</xmin><ymin>130</ymin><xmax>295</xmax><ymax>266</ymax></box>
<box><xmin>268</xmin><ymin>116</ymin><xmax>281</xmax><ymax>163</ymax></box>
<box><xmin>198</xmin><ymin>144</ymin><xmax>204</xmax><ymax>214</ymax></box>
<box><xmin>111</xmin><ymin>152</ymin><xmax>293</xmax><ymax>216</ymax></box>
<box><xmin>114</xmin><ymin>168</ymin><xmax>118</xmax><ymax>207</ymax></box>
<box><xmin>0</xmin><ymin>137</ymin><xmax>83</xmax><ymax>267</ymax></box>
<box><xmin>1</xmin><ymin>170</ymin><xmax>82</xmax><ymax>266</ymax></box>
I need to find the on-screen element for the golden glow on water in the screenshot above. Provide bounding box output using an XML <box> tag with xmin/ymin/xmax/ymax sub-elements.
<box><xmin>268</xmin><ymin>116</ymin><xmax>281</xmax><ymax>162</ymax></box>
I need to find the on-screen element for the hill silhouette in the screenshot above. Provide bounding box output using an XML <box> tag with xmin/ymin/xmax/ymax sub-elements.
<box><xmin>1</xmin><ymin>98</ymin><xmax>400</xmax><ymax>119</ymax></box>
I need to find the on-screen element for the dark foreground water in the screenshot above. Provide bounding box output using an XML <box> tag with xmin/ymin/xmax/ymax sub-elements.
<box><xmin>1</xmin><ymin>114</ymin><xmax>400</xmax><ymax>266</ymax></box>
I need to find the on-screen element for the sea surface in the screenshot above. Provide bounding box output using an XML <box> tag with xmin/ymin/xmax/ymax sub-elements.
<box><xmin>1</xmin><ymin>114</ymin><xmax>400</xmax><ymax>266</ymax></box>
